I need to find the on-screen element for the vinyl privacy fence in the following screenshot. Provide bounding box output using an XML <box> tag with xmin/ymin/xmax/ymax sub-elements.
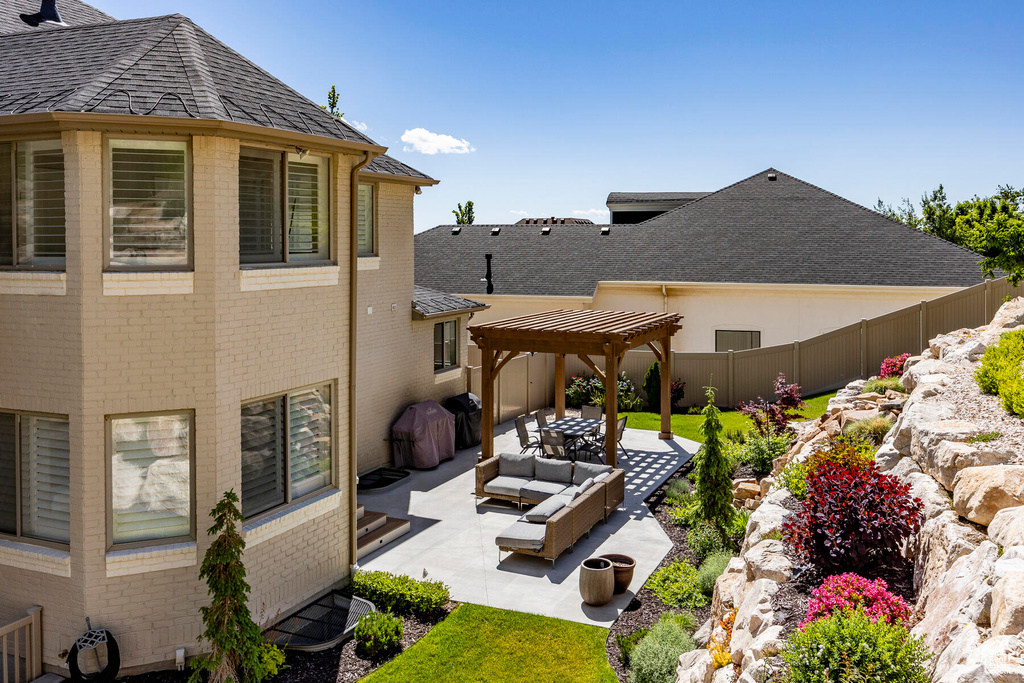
<box><xmin>468</xmin><ymin>278</ymin><xmax>1022</xmax><ymax>418</ymax></box>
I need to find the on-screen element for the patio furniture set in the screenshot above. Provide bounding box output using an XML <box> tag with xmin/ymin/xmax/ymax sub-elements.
<box><xmin>514</xmin><ymin>408</ymin><xmax>627</xmax><ymax>463</ymax></box>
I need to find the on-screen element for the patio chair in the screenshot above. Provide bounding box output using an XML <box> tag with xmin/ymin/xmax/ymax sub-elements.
<box><xmin>616</xmin><ymin>416</ymin><xmax>628</xmax><ymax>459</ymax></box>
<box><xmin>535</xmin><ymin>408</ymin><xmax>554</xmax><ymax>428</ymax></box>
<box><xmin>540</xmin><ymin>428</ymin><xmax>568</xmax><ymax>460</ymax></box>
<box><xmin>581</xmin><ymin>405</ymin><xmax>603</xmax><ymax>420</ymax></box>
<box><xmin>515</xmin><ymin>415</ymin><xmax>541</xmax><ymax>454</ymax></box>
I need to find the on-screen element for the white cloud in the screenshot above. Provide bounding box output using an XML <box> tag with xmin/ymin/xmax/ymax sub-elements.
<box><xmin>344</xmin><ymin>119</ymin><xmax>368</xmax><ymax>132</ymax></box>
<box><xmin>401</xmin><ymin>127</ymin><xmax>475</xmax><ymax>155</ymax></box>
<box><xmin>509</xmin><ymin>210</ymin><xmax>530</xmax><ymax>217</ymax></box>
<box><xmin>573</xmin><ymin>208</ymin><xmax>610</xmax><ymax>217</ymax></box>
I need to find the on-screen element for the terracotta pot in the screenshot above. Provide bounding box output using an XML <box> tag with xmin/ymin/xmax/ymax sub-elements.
<box><xmin>599</xmin><ymin>553</ymin><xmax>636</xmax><ymax>594</ymax></box>
<box><xmin>579</xmin><ymin>557</ymin><xmax>615</xmax><ymax>606</ymax></box>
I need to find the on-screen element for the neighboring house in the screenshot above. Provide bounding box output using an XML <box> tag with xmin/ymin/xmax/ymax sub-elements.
<box><xmin>606</xmin><ymin>191</ymin><xmax>710</xmax><ymax>224</ymax></box>
<box><xmin>416</xmin><ymin>168</ymin><xmax>987</xmax><ymax>353</ymax></box>
<box><xmin>0</xmin><ymin>0</ymin><xmax>478</xmax><ymax>674</ymax></box>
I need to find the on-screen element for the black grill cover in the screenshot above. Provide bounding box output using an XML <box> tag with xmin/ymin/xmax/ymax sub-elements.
<box><xmin>442</xmin><ymin>392</ymin><xmax>482</xmax><ymax>449</ymax></box>
<box><xmin>391</xmin><ymin>401</ymin><xmax>456</xmax><ymax>469</ymax></box>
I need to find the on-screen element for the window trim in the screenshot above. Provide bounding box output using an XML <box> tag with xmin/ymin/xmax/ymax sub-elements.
<box><xmin>0</xmin><ymin>137</ymin><xmax>67</xmax><ymax>272</ymax></box>
<box><xmin>105</xmin><ymin>409</ymin><xmax>196</xmax><ymax>552</ymax></box>
<box><xmin>240</xmin><ymin>381</ymin><xmax>336</xmax><ymax>523</ymax></box>
<box><xmin>434</xmin><ymin>319</ymin><xmax>459</xmax><ymax>374</ymax></box>
<box><xmin>356</xmin><ymin>181</ymin><xmax>377</xmax><ymax>258</ymax></box>
<box><xmin>238</xmin><ymin>146</ymin><xmax>333</xmax><ymax>268</ymax></box>
<box><xmin>103</xmin><ymin>135</ymin><xmax>194</xmax><ymax>273</ymax></box>
<box><xmin>714</xmin><ymin>329</ymin><xmax>762</xmax><ymax>353</ymax></box>
<box><xmin>0</xmin><ymin>409</ymin><xmax>71</xmax><ymax>551</ymax></box>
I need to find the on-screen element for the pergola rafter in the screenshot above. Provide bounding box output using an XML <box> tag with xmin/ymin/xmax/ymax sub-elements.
<box><xmin>469</xmin><ymin>310</ymin><xmax>684</xmax><ymax>467</ymax></box>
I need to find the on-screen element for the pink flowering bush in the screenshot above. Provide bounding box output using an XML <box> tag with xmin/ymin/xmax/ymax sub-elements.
<box><xmin>880</xmin><ymin>353</ymin><xmax>911</xmax><ymax>379</ymax></box>
<box><xmin>801</xmin><ymin>573</ymin><xmax>911</xmax><ymax>628</ymax></box>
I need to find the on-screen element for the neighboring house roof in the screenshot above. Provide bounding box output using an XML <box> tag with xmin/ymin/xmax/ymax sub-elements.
<box><xmin>415</xmin><ymin>168</ymin><xmax>987</xmax><ymax>297</ymax></box>
<box><xmin>0</xmin><ymin>12</ymin><xmax>377</xmax><ymax>147</ymax></box>
<box><xmin>606</xmin><ymin>191</ymin><xmax>710</xmax><ymax>205</ymax></box>
<box><xmin>0</xmin><ymin>0</ymin><xmax>113</xmax><ymax>34</ymax></box>
<box><xmin>363</xmin><ymin>154</ymin><xmax>437</xmax><ymax>185</ymax></box>
<box><xmin>412</xmin><ymin>286</ymin><xmax>488</xmax><ymax>320</ymax></box>
<box><xmin>515</xmin><ymin>218</ymin><xmax>594</xmax><ymax>225</ymax></box>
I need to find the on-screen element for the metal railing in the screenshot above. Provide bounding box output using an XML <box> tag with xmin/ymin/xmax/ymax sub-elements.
<box><xmin>1</xmin><ymin>607</ymin><xmax>42</xmax><ymax>683</ymax></box>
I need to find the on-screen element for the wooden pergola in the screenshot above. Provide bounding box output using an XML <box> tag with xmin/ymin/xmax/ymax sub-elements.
<box><xmin>469</xmin><ymin>310</ymin><xmax>684</xmax><ymax>468</ymax></box>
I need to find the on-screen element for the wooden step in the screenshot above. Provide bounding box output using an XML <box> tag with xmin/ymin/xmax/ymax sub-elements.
<box><xmin>356</xmin><ymin>517</ymin><xmax>411</xmax><ymax>560</ymax></box>
<box><xmin>357</xmin><ymin>510</ymin><xmax>387</xmax><ymax>539</ymax></box>
<box><xmin>356</xmin><ymin>504</ymin><xmax>365</xmax><ymax>521</ymax></box>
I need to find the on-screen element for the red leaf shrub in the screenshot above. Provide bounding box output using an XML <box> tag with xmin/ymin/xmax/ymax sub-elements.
<box><xmin>782</xmin><ymin>461</ymin><xmax>923</xmax><ymax>571</ymax></box>
<box><xmin>880</xmin><ymin>353</ymin><xmax>911</xmax><ymax>379</ymax></box>
<box><xmin>801</xmin><ymin>573</ymin><xmax>911</xmax><ymax>628</ymax></box>
<box><xmin>740</xmin><ymin>373</ymin><xmax>806</xmax><ymax>437</ymax></box>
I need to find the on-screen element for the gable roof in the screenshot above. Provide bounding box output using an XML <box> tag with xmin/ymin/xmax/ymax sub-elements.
<box><xmin>0</xmin><ymin>0</ymin><xmax>113</xmax><ymax>35</ymax></box>
<box><xmin>415</xmin><ymin>168</ymin><xmax>987</xmax><ymax>297</ymax></box>
<box><xmin>412</xmin><ymin>286</ymin><xmax>487</xmax><ymax>319</ymax></box>
<box><xmin>0</xmin><ymin>12</ymin><xmax>377</xmax><ymax>146</ymax></box>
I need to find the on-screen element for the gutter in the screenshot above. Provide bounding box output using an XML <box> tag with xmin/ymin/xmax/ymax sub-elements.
<box><xmin>349</xmin><ymin>150</ymin><xmax>376</xmax><ymax>571</ymax></box>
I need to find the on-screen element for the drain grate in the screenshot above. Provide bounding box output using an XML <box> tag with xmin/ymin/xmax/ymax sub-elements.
<box><xmin>264</xmin><ymin>591</ymin><xmax>374</xmax><ymax>651</ymax></box>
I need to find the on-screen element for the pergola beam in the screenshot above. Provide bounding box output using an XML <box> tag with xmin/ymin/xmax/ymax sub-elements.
<box><xmin>576</xmin><ymin>354</ymin><xmax>605</xmax><ymax>381</ymax></box>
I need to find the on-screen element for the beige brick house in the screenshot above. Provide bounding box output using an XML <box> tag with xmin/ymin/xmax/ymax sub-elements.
<box><xmin>0</xmin><ymin>0</ymin><xmax>482</xmax><ymax>675</ymax></box>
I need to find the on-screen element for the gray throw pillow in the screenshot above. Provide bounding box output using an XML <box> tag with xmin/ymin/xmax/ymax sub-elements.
<box><xmin>578</xmin><ymin>477</ymin><xmax>595</xmax><ymax>495</ymax></box>
<box><xmin>535</xmin><ymin>457</ymin><xmax>573</xmax><ymax>483</ymax></box>
<box><xmin>498</xmin><ymin>452</ymin><xmax>535</xmax><ymax>478</ymax></box>
<box><xmin>573</xmin><ymin>461</ymin><xmax>612</xmax><ymax>485</ymax></box>
<box><xmin>524</xmin><ymin>496</ymin><xmax>567</xmax><ymax>523</ymax></box>
<box><xmin>594</xmin><ymin>472</ymin><xmax>611</xmax><ymax>483</ymax></box>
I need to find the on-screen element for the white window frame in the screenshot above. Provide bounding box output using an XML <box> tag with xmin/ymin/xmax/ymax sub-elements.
<box><xmin>0</xmin><ymin>138</ymin><xmax>66</xmax><ymax>270</ymax></box>
<box><xmin>715</xmin><ymin>330</ymin><xmax>762</xmax><ymax>352</ymax></box>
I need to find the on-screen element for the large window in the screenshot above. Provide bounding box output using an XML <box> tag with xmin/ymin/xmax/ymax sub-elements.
<box><xmin>109</xmin><ymin>140</ymin><xmax>190</xmax><ymax>269</ymax></box>
<box><xmin>240</xmin><ymin>384</ymin><xmax>332</xmax><ymax>519</ymax></box>
<box><xmin>434</xmin><ymin>320</ymin><xmax>458</xmax><ymax>372</ymax></box>
<box><xmin>109</xmin><ymin>412</ymin><xmax>193</xmax><ymax>545</ymax></box>
<box><xmin>715</xmin><ymin>330</ymin><xmax>762</xmax><ymax>352</ymax></box>
<box><xmin>0</xmin><ymin>411</ymin><xmax>71</xmax><ymax>545</ymax></box>
<box><xmin>239</xmin><ymin>148</ymin><xmax>330</xmax><ymax>264</ymax></box>
<box><xmin>357</xmin><ymin>183</ymin><xmax>374</xmax><ymax>256</ymax></box>
<box><xmin>0</xmin><ymin>140</ymin><xmax>66</xmax><ymax>268</ymax></box>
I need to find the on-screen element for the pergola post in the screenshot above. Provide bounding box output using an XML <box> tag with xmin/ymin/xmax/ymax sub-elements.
<box><xmin>605</xmin><ymin>351</ymin><xmax>620</xmax><ymax>468</ymax></box>
<box><xmin>481</xmin><ymin>345</ymin><xmax>495</xmax><ymax>462</ymax></box>
<box><xmin>554</xmin><ymin>353</ymin><xmax>566</xmax><ymax>419</ymax></box>
<box><xmin>660</xmin><ymin>333</ymin><xmax>672</xmax><ymax>440</ymax></box>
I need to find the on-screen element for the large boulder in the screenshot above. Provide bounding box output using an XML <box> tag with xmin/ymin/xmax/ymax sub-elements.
<box><xmin>991</xmin><ymin>507</ymin><xmax>1024</xmax><ymax>548</ymax></box>
<box><xmin>741</xmin><ymin>503</ymin><xmax>789</xmax><ymax>554</ymax></box>
<box><xmin>740</xmin><ymin>624</ymin><xmax>785</xmax><ymax>672</ymax></box>
<box><xmin>676</xmin><ymin>648</ymin><xmax>714</xmax><ymax>683</ymax></box>
<box><xmin>905</xmin><ymin>471</ymin><xmax>953</xmax><ymax>521</ymax></box>
<box><xmin>875</xmin><ymin>442</ymin><xmax>903</xmax><ymax>472</ymax></box>
<box><xmin>891</xmin><ymin>398</ymin><xmax>956</xmax><ymax>455</ymax></box>
<box><xmin>918</xmin><ymin>438</ymin><xmax>1012</xmax><ymax>491</ymax></box>
<box><xmin>902</xmin><ymin>359</ymin><xmax>957</xmax><ymax>392</ymax></box>
<box><xmin>913</xmin><ymin>510</ymin><xmax>987</xmax><ymax>600</ymax></box>
<box><xmin>932</xmin><ymin>633</ymin><xmax>1024</xmax><ymax>683</ymax></box>
<box><xmin>710</xmin><ymin>557</ymin><xmax>750</xmax><ymax>622</ymax></box>
<box><xmin>953</xmin><ymin>466</ymin><xmax>1024</xmax><ymax>526</ymax></box>
<box><xmin>993</xmin><ymin>571</ymin><xmax>1024</xmax><ymax>636</ymax></box>
<box><xmin>890</xmin><ymin>456</ymin><xmax>923</xmax><ymax>479</ymax></box>
<box><xmin>743</xmin><ymin>540</ymin><xmax>794</xmax><ymax>583</ymax></box>
<box><xmin>980</xmin><ymin>297</ymin><xmax>1024</xmax><ymax>347</ymax></box>
<box><xmin>932</xmin><ymin>623</ymin><xmax>984</xmax><ymax>681</ymax></box>
<box><xmin>731</xmin><ymin>579</ymin><xmax>779</xmax><ymax>667</ymax></box>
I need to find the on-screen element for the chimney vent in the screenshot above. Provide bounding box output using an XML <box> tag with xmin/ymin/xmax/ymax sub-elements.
<box><xmin>541</xmin><ymin>226</ymin><xmax>551</xmax><ymax>235</ymax></box>
<box><xmin>600</xmin><ymin>226</ymin><xmax>611</xmax><ymax>235</ymax></box>
<box><xmin>21</xmin><ymin>0</ymin><xmax>66</xmax><ymax>26</ymax></box>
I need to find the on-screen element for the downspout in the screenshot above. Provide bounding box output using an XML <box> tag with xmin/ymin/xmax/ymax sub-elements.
<box><xmin>662</xmin><ymin>284</ymin><xmax>668</xmax><ymax>313</ymax></box>
<box><xmin>349</xmin><ymin>150</ymin><xmax>376</xmax><ymax>571</ymax></box>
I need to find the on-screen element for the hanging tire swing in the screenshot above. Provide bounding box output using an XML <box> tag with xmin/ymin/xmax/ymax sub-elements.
<box><xmin>67</xmin><ymin>627</ymin><xmax>120</xmax><ymax>683</ymax></box>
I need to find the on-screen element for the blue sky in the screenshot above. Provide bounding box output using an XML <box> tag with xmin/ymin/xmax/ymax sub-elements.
<box><xmin>100</xmin><ymin>0</ymin><xmax>1024</xmax><ymax>232</ymax></box>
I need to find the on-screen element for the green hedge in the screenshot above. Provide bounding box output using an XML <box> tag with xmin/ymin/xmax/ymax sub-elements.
<box><xmin>349</xmin><ymin>570</ymin><xmax>450</xmax><ymax>620</ymax></box>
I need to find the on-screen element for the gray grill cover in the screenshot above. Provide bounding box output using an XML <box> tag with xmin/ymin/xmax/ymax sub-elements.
<box><xmin>391</xmin><ymin>401</ymin><xmax>456</xmax><ymax>469</ymax></box>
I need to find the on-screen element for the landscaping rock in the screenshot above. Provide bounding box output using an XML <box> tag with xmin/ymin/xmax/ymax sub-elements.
<box><xmin>743</xmin><ymin>540</ymin><xmax>793</xmax><ymax>583</ymax></box>
<box><xmin>693</xmin><ymin>617</ymin><xmax>712</xmax><ymax>648</ymax></box>
<box><xmin>911</xmin><ymin>419</ymin><xmax>984</xmax><ymax>466</ymax></box>
<box><xmin>711</xmin><ymin>665</ymin><xmax>736</xmax><ymax>683</ymax></box>
<box><xmin>676</xmin><ymin>648</ymin><xmax>714</xmax><ymax>683</ymax></box>
<box><xmin>980</xmin><ymin>297</ymin><xmax>1024</xmax><ymax>347</ymax></box>
<box><xmin>913</xmin><ymin>510</ymin><xmax>986</xmax><ymax>599</ymax></box>
<box><xmin>990</xmin><ymin>506</ymin><xmax>1024</xmax><ymax>548</ymax></box>
<box><xmin>741</xmin><ymin>503</ymin><xmax>789</xmax><ymax>554</ymax></box>
<box><xmin>902</xmin><ymin>359</ymin><xmax>957</xmax><ymax>392</ymax></box>
<box><xmin>740</xmin><ymin>624</ymin><xmax>785</xmax><ymax>671</ymax></box>
<box><xmin>762</xmin><ymin>488</ymin><xmax>794</xmax><ymax>508</ymax></box>
<box><xmin>932</xmin><ymin>632</ymin><xmax>1024</xmax><ymax>683</ymax></box>
<box><xmin>874</xmin><ymin>442</ymin><xmax>903</xmax><ymax>472</ymax></box>
<box><xmin>918</xmin><ymin>439</ymin><xmax>1012</xmax><ymax>491</ymax></box>
<box><xmin>891</xmin><ymin>398</ymin><xmax>956</xmax><ymax>455</ymax></box>
<box><xmin>759</xmin><ymin>477</ymin><xmax>774</xmax><ymax>498</ymax></box>
<box><xmin>905</xmin><ymin>471</ymin><xmax>952</xmax><ymax>521</ymax></box>
<box><xmin>734</xmin><ymin>481</ymin><xmax>760</xmax><ymax>500</ymax></box>
<box><xmin>953</xmin><ymin>465</ymin><xmax>1024</xmax><ymax>526</ymax></box>
<box><xmin>730</xmin><ymin>579</ymin><xmax>779</xmax><ymax>667</ymax></box>
<box><xmin>890</xmin><ymin>455</ymin><xmax>923</xmax><ymax>479</ymax></box>
<box><xmin>710</xmin><ymin>557</ymin><xmax>749</xmax><ymax>621</ymax></box>
<box><xmin>931</xmin><ymin>623</ymin><xmax>984</xmax><ymax>682</ymax></box>
<box><xmin>992</xmin><ymin>571</ymin><xmax>1024</xmax><ymax>636</ymax></box>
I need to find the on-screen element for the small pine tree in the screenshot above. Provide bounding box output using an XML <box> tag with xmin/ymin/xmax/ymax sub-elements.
<box><xmin>452</xmin><ymin>200</ymin><xmax>475</xmax><ymax>225</ymax></box>
<box><xmin>322</xmin><ymin>85</ymin><xmax>344</xmax><ymax>119</ymax></box>
<box><xmin>643</xmin><ymin>361</ymin><xmax>661</xmax><ymax>413</ymax></box>
<box><xmin>190</xmin><ymin>491</ymin><xmax>284</xmax><ymax>683</ymax></box>
<box><xmin>692</xmin><ymin>386</ymin><xmax>734</xmax><ymax>533</ymax></box>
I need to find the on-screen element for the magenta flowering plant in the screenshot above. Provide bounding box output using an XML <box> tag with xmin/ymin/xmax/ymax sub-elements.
<box><xmin>801</xmin><ymin>573</ymin><xmax>911</xmax><ymax>628</ymax></box>
<box><xmin>880</xmin><ymin>353</ymin><xmax>911</xmax><ymax>379</ymax></box>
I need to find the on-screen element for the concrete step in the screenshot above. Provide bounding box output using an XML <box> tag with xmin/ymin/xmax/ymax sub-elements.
<box><xmin>356</xmin><ymin>516</ymin><xmax>411</xmax><ymax>560</ymax></box>
<box><xmin>357</xmin><ymin>510</ymin><xmax>387</xmax><ymax>539</ymax></box>
<box><xmin>356</xmin><ymin>504</ymin><xmax>364</xmax><ymax>521</ymax></box>
<box><xmin>31</xmin><ymin>675</ymin><xmax>66</xmax><ymax>683</ymax></box>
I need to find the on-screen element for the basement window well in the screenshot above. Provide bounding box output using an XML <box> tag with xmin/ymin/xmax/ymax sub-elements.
<box><xmin>264</xmin><ymin>591</ymin><xmax>375</xmax><ymax>651</ymax></box>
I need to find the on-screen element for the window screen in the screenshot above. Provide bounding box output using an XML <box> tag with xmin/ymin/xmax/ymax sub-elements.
<box><xmin>715</xmin><ymin>330</ymin><xmax>762</xmax><ymax>352</ymax></box>
<box><xmin>434</xmin><ymin>320</ymin><xmax>458</xmax><ymax>371</ymax></box>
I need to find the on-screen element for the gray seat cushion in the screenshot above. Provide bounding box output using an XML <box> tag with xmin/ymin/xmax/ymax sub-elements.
<box><xmin>484</xmin><ymin>475</ymin><xmax>532</xmax><ymax>498</ymax></box>
<box><xmin>498</xmin><ymin>452</ymin><xmax>535</xmax><ymax>478</ymax></box>
<box><xmin>573</xmin><ymin>461</ymin><xmax>612</xmax><ymax>485</ymax></box>
<box><xmin>496</xmin><ymin>521</ymin><xmax>546</xmax><ymax>550</ymax></box>
<box><xmin>535</xmin><ymin>457</ymin><xmax>573</xmax><ymax>483</ymax></box>
<box><xmin>594</xmin><ymin>471</ymin><xmax>611</xmax><ymax>483</ymax></box>
<box><xmin>521</xmin><ymin>480</ymin><xmax>569</xmax><ymax>501</ymax></box>
<box><xmin>524</xmin><ymin>496</ymin><xmax>567</xmax><ymax>523</ymax></box>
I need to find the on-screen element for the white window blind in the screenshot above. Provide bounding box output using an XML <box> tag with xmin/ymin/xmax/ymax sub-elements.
<box><xmin>286</xmin><ymin>154</ymin><xmax>329</xmax><ymax>262</ymax></box>
<box><xmin>111</xmin><ymin>413</ymin><xmax>191</xmax><ymax>544</ymax></box>
<box><xmin>15</xmin><ymin>140</ymin><xmax>65</xmax><ymax>266</ymax></box>
<box><xmin>20</xmin><ymin>415</ymin><xmax>70</xmax><ymax>543</ymax></box>
<box><xmin>109</xmin><ymin>140</ymin><xmax>189</xmax><ymax>268</ymax></box>
<box><xmin>289</xmin><ymin>386</ymin><xmax>332</xmax><ymax>498</ymax></box>
<box><xmin>0</xmin><ymin>413</ymin><xmax>15</xmax><ymax>535</ymax></box>
<box><xmin>239</xmin><ymin>150</ymin><xmax>282</xmax><ymax>263</ymax></box>
<box><xmin>240</xmin><ymin>397</ymin><xmax>285</xmax><ymax>518</ymax></box>
<box><xmin>357</xmin><ymin>184</ymin><xmax>374</xmax><ymax>256</ymax></box>
<box><xmin>0</xmin><ymin>143</ymin><xmax>13</xmax><ymax>266</ymax></box>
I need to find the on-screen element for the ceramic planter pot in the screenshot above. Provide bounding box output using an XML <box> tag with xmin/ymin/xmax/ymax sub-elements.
<box><xmin>598</xmin><ymin>553</ymin><xmax>636</xmax><ymax>594</ymax></box>
<box><xmin>579</xmin><ymin>557</ymin><xmax>615</xmax><ymax>606</ymax></box>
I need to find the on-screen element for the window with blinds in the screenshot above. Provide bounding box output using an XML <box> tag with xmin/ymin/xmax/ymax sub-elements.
<box><xmin>357</xmin><ymin>184</ymin><xmax>374</xmax><ymax>256</ymax></box>
<box><xmin>0</xmin><ymin>140</ymin><xmax>66</xmax><ymax>268</ymax></box>
<box><xmin>110</xmin><ymin>412</ymin><xmax>192</xmax><ymax>545</ymax></box>
<box><xmin>109</xmin><ymin>140</ymin><xmax>189</xmax><ymax>268</ymax></box>
<box><xmin>240</xmin><ymin>384</ymin><xmax>332</xmax><ymax>519</ymax></box>
<box><xmin>239</xmin><ymin>149</ymin><xmax>330</xmax><ymax>264</ymax></box>
<box><xmin>0</xmin><ymin>411</ymin><xmax>71</xmax><ymax>545</ymax></box>
<box><xmin>715</xmin><ymin>330</ymin><xmax>762</xmax><ymax>352</ymax></box>
<box><xmin>434</xmin><ymin>320</ymin><xmax>458</xmax><ymax>372</ymax></box>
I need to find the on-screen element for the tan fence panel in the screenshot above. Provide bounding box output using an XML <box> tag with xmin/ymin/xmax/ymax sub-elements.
<box><xmin>924</xmin><ymin>285</ymin><xmax>987</xmax><ymax>341</ymax></box>
<box><xmin>733</xmin><ymin>345</ymin><xmax>795</xmax><ymax>404</ymax></box>
<box><xmin>528</xmin><ymin>353</ymin><xmax>552</xmax><ymax>411</ymax></box>
<box><xmin>866</xmin><ymin>305</ymin><xmax>923</xmax><ymax>375</ymax></box>
<box><xmin>796</xmin><ymin>321</ymin><xmax>862</xmax><ymax>397</ymax></box>
<box><xmin>673</xmin><ymin>353</ymin><xmax>730</xmax><ymax>406</ymax></box>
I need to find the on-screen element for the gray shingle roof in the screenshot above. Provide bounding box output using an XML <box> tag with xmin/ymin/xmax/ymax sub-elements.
<box><xmin>412</xmin><ymin>286</ymin><xmax>488</xmax><ymax>319</ymax></box>
<box><xmin>0</xmin><ymin>0</ymin><xmax>113</xmax><ymax>35</ymax></box>
<box><xmin>606</xmin><ymin>191</ymin><xmax>710</xmax><ymax>204</ymax></box>
<box><xmin>415</xmin><ymin>168</ymin><xmax>987</xmax><ymax>297</ymax></box>
<box><xmin>364</xmin><ymin>154</ymin><xmax>436</xmax><ymax>184</ymax></box>
<box><xmin>0</xmin><ymin>12</ymin><xmax>377</xmax><ymax>146</ymax></box>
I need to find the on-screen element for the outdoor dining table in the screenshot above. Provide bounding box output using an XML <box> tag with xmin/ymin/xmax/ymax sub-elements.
<box><xmin>543</xmin><ymin>417</ymin><xmax>603</xmax><ymax>453</ymax></box>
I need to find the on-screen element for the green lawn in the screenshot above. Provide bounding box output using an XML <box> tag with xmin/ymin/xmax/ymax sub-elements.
<box><xmin>622</xmin><ymin>390</ymin><xmax>836</xmax><ymax>443</ymax></box>
<box><xmin>361</xmin><ymin>604</ymin><xmax>617</xmax><ymax>683</ymax></box>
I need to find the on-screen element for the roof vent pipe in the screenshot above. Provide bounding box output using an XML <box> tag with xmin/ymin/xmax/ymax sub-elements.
<box><xmin>21</xmin><ymin>0</ymin><xmax>66</xmax><ymax>26</ymax></box>
<box><xmin>451</xmin><ymin>227</ymin><xmax>461</xmax><ymax>235</ymax></box>
<box><xmin>483</xmin><ymin>253</ymin><xmax>494</xmax><ymax>294</ymax></box>
<box><xmin>600</xmin><ymin>226</ymin><xmax>610</xmax><ymax>235</ymax></box>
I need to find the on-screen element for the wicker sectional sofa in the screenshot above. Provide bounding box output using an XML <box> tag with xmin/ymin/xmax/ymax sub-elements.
<box><xmin>475</xmin><ymin>452</ymin><xmax>626</xmax><ymax>563</ymax></box>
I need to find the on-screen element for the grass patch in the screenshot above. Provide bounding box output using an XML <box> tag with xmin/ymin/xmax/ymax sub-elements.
<box><xmin>863</xmin><ymin>376</ymin><xmax>907</xmax><ymax>395</ymax></box>
<box><xmin>623</xmin><ymin>390</ymin><xmax>837</xmax><ymax>442</ymax></box>
<box><xmin>967</xmin><ymin>431</ymin><xmax>1002</xmax><ymax>443</ymax></box>
<box><xmin>362</xmin><ymin>603</ymin><xmax>617</xmax><ymax>683</ymax></box>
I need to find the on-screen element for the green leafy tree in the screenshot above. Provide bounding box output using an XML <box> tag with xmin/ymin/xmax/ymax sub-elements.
<box><xmin>322</xmin><ymin>84</ymin><xmax>344</xmax><ymax>119</ymax></box>
<box><xmin>643</xmin><ymin>361</ymin><xmax>662</xmax><ymax>413</ymax></box>
<box><xmin>190</xmin><ymin>491</ymin><xmax>285</xmax><ymax>683</ymax></box>
<box><xmin>691</xmin><ymin>386</ymin><xmax>734</xmax><ymax>533</ymax></box>
<box><xmin>452</xmin><ymin>200</ymin><xmax>475</xmax><ymax>225</ymax></box>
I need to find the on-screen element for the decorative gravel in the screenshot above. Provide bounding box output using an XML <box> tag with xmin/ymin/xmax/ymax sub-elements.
<box><xmin>942</xmin><ymin>365</ymin><xmax>1024</xmax><ymax>459</ymax></box>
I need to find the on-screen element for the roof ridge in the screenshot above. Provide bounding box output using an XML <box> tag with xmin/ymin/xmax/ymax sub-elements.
<box><xmin>171</xmin><ymin>19</ymin><xmax>228</xmax><ymax>120</ymax></box>
<box><xmin>0</xmin><ymin>13</ymin><xmax>178</xmax><ymax>38</ymax></box>
<box><xmin>632</xmin><ymin>167</ymin><xmax>774</xmax><ymax>225</ymax></box>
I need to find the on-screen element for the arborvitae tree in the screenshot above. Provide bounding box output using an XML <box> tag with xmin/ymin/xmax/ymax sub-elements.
<box><xmin>190</xmin><ymin>491</ymin><xmax>284</xmax><ymax>683</ymax></box>
<box><xmin>692</xmin><ymin>386</ymin><xmax>734</xmax><ymax>533</ymax></box>
<box><xmin>643</xmin><ymin>361</ymin><xmax>661</xmax><ymax>413</ymax></box>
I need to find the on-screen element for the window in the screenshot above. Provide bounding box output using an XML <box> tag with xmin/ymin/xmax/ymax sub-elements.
<box><xmin>434</xmin><ymin>320</ymin><xmax>458</xmax><ymax>372</ymax></box>
<box><xmin>0</xmin><ymin>411</ymin><xmax>71</xmax><ymax>545</ymax></box>
<box><xmin>109</xmin><ymin>140</ymin><xmax>189</xmax><ymax>269</ymax></box>
<box><xmin>240</xmin><ymin>384</ymin><xmax>332</xmax><ymax>519</ymax></box>
<box><xmin>239</xmin><ymin>148</ymin><xmax>330</xmax><ymax>264</ymax></box>
<box><xmin>109</xmin><ymin>412</ymin><xmax>192</xmax><ymax>545</ymax></box>
<box><xmin>0</xmin><ymin>140</ymin><xmax>66</xmax><ymax>268</ymax></box>
<box><xmin>357</xmin><ymin>184</ymin><xmax>374</xmax><ymax>256</ymax></box>
<box><xmin>715</xmin><ymin>330</ymin><xmax>762</xmax><ymax>352</ymax></box>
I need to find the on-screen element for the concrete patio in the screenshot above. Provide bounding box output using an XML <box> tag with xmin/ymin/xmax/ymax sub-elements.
<box><xmin>358</xmin><ymin>418</ymin><xmax>698</xmax><ymax>626</ymax></box>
